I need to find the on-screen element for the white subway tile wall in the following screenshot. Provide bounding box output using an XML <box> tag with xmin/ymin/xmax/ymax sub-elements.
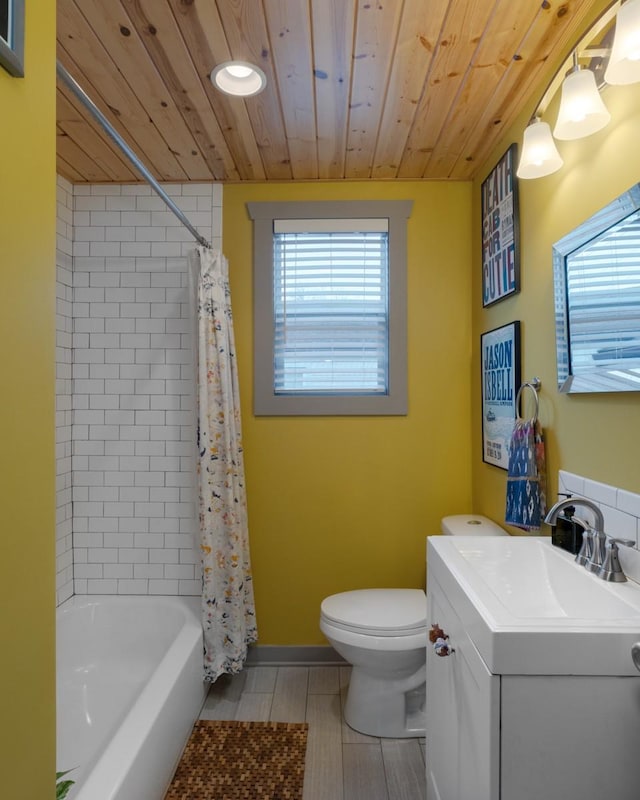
<box><xmin>56</xmin><ymin>176</ymin><xmax>74</xmax><ymax>605</ymax></box>
<box><xmin>558</xmin><ymin>470</ymin><xmax>640</xmax><ymax>584</ymax></box>
<box><xmin>70</xmin><ymin>182</ymin><xmax>222</xmax><ymax>596</ymax></box>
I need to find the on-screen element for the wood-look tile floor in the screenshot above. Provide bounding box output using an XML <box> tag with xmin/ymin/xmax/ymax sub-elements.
<box><xmin>200</xmin><ymin>665</ymin><xmax>427</xmax><ymax>800</ymax></box>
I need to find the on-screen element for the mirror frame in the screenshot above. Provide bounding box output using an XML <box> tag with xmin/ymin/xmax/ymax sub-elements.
<box><xmin>0</xmin><ymin>0</ymin><xmax>24</xmax><ymax>77</ymax></box>
<box><xmin>552</xmin><ymin>183</ymin><xmax>640</xmax><ymax>393</ymax></box>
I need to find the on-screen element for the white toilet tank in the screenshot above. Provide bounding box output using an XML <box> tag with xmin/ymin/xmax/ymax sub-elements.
<box><xmin>441</xmin><ymin>514</ymin><xmax>507</xmax><ymax>536</ymax></box>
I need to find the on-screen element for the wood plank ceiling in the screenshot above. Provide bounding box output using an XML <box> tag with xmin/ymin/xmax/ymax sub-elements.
<box><xmin>56</xmin><ymin>0</ymin><xmax>600</xmax><ymax>184</ymax></box>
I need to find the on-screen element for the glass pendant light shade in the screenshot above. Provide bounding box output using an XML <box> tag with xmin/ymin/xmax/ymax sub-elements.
<box><xmin>553</xmin><ymin>68</ymin><xmax>611</xmax><ymax>139</ymax></box>
<box><xmin>517</xmin><ymin>120</ymin><xmax>564</xmax><ymax>179</ymax></box>
<box><xmin>210</xmin><ymin>61</ymin><xmax>267</xmax><ymax>96</ymax></box>
<box><xmin>605</xmin><ymin>0</ymin><xmax>640</xmax><ymax>85</ymax></box>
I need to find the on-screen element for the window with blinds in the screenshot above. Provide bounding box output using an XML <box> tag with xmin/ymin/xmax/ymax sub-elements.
<box><xmin>248</xmin><ymin>198</ymin><xmax>411</xmax><ymax>415</ymax></box>
<box><xmin>273</xmin><ymin>219</ymin><xmax>389</xmax><ymax>395</ymax></box>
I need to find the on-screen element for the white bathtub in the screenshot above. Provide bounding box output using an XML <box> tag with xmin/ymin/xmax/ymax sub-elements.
<box><xmin>57</xmin><ymin>595</ymin><xmax>207</xmax><ymax>800</ymax></box>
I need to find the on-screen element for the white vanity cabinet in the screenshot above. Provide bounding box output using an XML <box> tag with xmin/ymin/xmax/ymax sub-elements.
<box><xmin>426</xmin><ymin>536</ymin><xmax>640</xmax><ymax>800</ymax></box>
<box><xmin>426</xmin><ymin>573</ymin><xmax>499</xmax><ymax>800</ymax></box>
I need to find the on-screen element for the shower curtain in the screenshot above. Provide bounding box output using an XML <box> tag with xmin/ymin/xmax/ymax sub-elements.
<box><xmin>191</xmin><ymin>246</ymin><xmax>257</xmax><ymax>681</ymax></box>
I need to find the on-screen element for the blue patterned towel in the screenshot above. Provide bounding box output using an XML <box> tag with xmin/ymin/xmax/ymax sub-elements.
<box><xmin>505</xmin><ymin>419</ymin><xmax>547</xmax><ymax>531</ymax></box>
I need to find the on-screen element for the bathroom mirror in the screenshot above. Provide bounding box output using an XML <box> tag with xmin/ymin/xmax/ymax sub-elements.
<box><xmin>553</xmin><ymin>183</ymin><xmax>640</xmax><ymax>392</ymax></box>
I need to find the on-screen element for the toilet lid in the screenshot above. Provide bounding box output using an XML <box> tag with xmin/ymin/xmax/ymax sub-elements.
<box><xmin>321</xmin><ymin>589</ymin><xmax>426</xmax><ymax>636</ymax></box>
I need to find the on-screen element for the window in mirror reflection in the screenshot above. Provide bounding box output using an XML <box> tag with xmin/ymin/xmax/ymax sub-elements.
<box><xmin>567</xmin><ymin>207</ymin><xmax>640</xmax><ymax>382</ymax></box>
<box><xmin>553</xmin><ymin>183</ymin><xmax>640</xmax><ymax>393</ymax></box>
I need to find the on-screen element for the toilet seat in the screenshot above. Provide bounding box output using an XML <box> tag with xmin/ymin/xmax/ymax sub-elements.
<box><xmin>321</xmin><ymin>588</ymin><xmax>426</xmax><ymax>637</ymax></box>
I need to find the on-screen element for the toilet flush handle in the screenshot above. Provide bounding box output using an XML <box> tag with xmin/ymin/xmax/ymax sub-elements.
<box><xmin>429</xmin><ymin>623</ymin><xmax>454</xmax><ymax>657</ymax></box>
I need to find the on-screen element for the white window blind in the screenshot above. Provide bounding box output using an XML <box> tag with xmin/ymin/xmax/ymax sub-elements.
<box><xmin>273</xmin><ymin>218</ymin><xmax>389</xmax><ymax>395</ymax></box>
<box><xmin>567</xmin><ymin>208</ymin><xmax>640</xmax><ymax>373</ymax></box>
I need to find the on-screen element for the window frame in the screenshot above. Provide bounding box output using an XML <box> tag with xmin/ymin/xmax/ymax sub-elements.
<box><xmin>248</xmin><ymin>199</ymin><xmax>412</xmax><ymax>416</ymax></box>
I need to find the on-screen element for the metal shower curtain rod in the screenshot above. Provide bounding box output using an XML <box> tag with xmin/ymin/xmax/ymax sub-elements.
<box><xmin>56</xmin><ymin>61</ymin><xmax>212</xmax><ymax>250</ymax></box>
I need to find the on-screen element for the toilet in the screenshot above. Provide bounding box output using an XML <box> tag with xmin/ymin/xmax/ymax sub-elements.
<box><xmin>320</xmin><ymin>514</ymin><xmax>507</xmax><ymax>738</ymax></box>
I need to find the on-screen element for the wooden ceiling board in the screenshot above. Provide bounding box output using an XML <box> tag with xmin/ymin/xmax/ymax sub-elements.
<box><xmin>448</xmin><ymin>0</ymin><xmax>599</xmax><ymax>179</ymax></box>
<box><xmin>423</xmin><ymin>0</ymin><xmax>542</xmax><ymax>179</ymax></box>
<box><xmin>310</xmin><ymin>0</ymin><xmax>355</xmax><ymax>180</ymax></box>
<box><xmin>215</xmin><ymin>0</ymin><xmax>293</xmax><ymax>180</ymax></box>
<box><xmin>56</xmin><ymin>125</ymin><xmax>113</xmax><ymax>183</ymax></box>
<box><xmin>345</xmin><ymin>0</ymin><xmax>406</xmax><ymax>178</ymax></box>
<box><xmin>167</xmin><ymin>0</ymin><xmax>267</xmax><ymax>181</ymax></box>
<box><xmin>74</xmin><ymin>0</ymin><xmax>215</xmax><ymax>181</ymax></box>
<box><xmin>56</xmin><ymin>151</ymin><xmax>86</xmax><ymax>183</ymax></box>
<box><xmin>371</xmin><ymin>0</ymin><xmax>450</xmax><ymax>179</ymax></box>
<box><xmin>397</xmin><ymin>0</ymin><xmax>500</xmax><ymax>179</ymax></box>
<box><xmin>55</xmin><ymin>0</ymin><xmax>610</xmax><ymax>185</ymax></box>
<box><xmin>57</xmin><ymin>0</ymin><xmax>188</xmax><ymax>181</ymax></box>
<box><xmin>264</xmin><ymin>0</ymin><xmax>318</xmax><ymax>180</ymax></box>
<box><xmin>120</xmin><ymin>0</ymin><xmax>237</xmax><ymax>181</ymax></box>
<box><xmin>57</xmin><ymin>87</ymin><xmax>139</xmax><ymax>182</ymax></box>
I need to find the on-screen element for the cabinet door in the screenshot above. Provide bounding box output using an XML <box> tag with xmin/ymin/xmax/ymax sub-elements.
<box><xmin>501</xmin><ymin>675</ymin><xmax>640</xmax><ymax>800</ymax></box>
<box><xmin>426</xmin><ymin>576</ymin><xmax>500</xmax><ymax>800</ymax></box>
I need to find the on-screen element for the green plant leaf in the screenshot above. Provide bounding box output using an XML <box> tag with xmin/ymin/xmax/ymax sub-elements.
<box><xmin>56</xmin><ymin>779</ymin><xmax>74</xmax><ymax>799</ymax></box>
<box><xmin>56</xmin><ymin>768</ymin><xmax>75</xmax><ymax>799</ymax></box>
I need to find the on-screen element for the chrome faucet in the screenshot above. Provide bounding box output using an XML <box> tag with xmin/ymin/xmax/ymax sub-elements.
<box><xmin>544</xmin><ymin>495</ymin><xmax>605</xmax><ymax>534</ymax></box>
<box><xmin>544</xmin><ymin>495</ymin><xmax>604</xmax><ymax>564</ymax></box>
<box><xmin>544</xmin><ymin>496</ymin><xmax>634</xmax><ymax>581</ymax></box>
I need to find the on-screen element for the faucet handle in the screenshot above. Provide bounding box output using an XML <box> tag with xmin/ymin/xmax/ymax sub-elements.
<box><xmin>597</xmin><ymin>538</ymin><xmax>633</xmax><ymax>582</ymax></box>
<box><xmin>606</xmin><ymin>536</ymin><xmax>636</xmax><ymax>548</ymax></box>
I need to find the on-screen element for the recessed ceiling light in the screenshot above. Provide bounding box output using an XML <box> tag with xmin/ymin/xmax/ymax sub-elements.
<box><xmin>210</xmin><ymin>61</ymin><xmax>267</xmax><ymax>97</ymax></box>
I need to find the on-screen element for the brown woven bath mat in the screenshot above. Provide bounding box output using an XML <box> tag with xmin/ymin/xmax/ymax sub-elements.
<box><xmin>164</xmin><ymin>720</ymin><xmax>308</xmax><ymax>800</ymax></box>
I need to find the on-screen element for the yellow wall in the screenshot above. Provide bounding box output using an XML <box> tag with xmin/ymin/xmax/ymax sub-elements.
<box><xmin>0</xmin><ymin>0</ymin><xmax>634</xmax><ymax>787</ymax></box>
<box><xmin>472</xmin><ymin>2</ymin><xmax>640</xmax><ymax>527</ymax></box>
<box><xmin>224</xmin><ymin>181</ymin><xmax>472</xmax><ymax>643</ymax></box>
<box><xmin>0</xmin><ymin>2</ymin><xmax>57</xmax><ymax>795</ymax></box>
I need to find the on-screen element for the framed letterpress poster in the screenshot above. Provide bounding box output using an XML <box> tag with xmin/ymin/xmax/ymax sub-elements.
<box><xmin>481</xmin><ymin>144</ymin><xmax>520</xmax><ymax>307</ymax></box>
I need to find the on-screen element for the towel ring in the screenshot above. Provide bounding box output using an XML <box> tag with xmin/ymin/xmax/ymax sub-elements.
<box><xmin>516</xmin><ymin>378</ymin><xmax>541</xmax><ymax>423</ymax></box>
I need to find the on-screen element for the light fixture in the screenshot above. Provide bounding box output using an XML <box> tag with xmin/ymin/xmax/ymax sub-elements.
<box><xmin>515</xmin><ymin>0</ymin><xmax>640</xmax><ymax>179</ymax></box>
<box><xmin>210</xmin><ymin>61</ymin><xmax>266</xmax><ymax>97</ymax></box>
<box><xmin>605</xmin><ymin>0</ymin><xmax>640</xmax><ymax>84</ymax></box>
<box><xmin>553</xmin><ymin>64</ymin><xmax>611</xmax><ymax>139</ymax></box>
<box><xmin>516</xmin><ymin>119</ymin><xmax>564</xmax><ymax>179</ymax></box>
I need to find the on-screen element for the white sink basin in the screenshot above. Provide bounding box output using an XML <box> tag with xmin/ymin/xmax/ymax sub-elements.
<box><xmin>455</xmin><ymin>536</ymin><xmax>640</xmax><ymax>619</ymax></box>
<box><xmin>427</xmin><ymin>535</ymin><xmax>640</xmax><ymax>676</ymax></box>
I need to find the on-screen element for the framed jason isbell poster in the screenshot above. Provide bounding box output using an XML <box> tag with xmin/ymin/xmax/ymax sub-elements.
<box><xmin>481</xmin><ymin>321</ymin><xmax>521</xmax><ymax>469</ymax></box>
<box><xmin>481</xmin><ymin>143</ymin><xmax>520</xmax><ymax>307</ymax></box>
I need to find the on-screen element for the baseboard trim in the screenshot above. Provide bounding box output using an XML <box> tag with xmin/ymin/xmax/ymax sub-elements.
<box><xmin>246</xmin><ymin>645</ymin><xmax>346</xmax><ymax>666</ymax></box>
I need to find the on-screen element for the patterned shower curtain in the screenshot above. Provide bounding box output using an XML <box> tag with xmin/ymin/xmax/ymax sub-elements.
<box><xmin>191</xmin><ymin>246</ymin><xmax>257</xmax><ymax>681</ymax></box>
